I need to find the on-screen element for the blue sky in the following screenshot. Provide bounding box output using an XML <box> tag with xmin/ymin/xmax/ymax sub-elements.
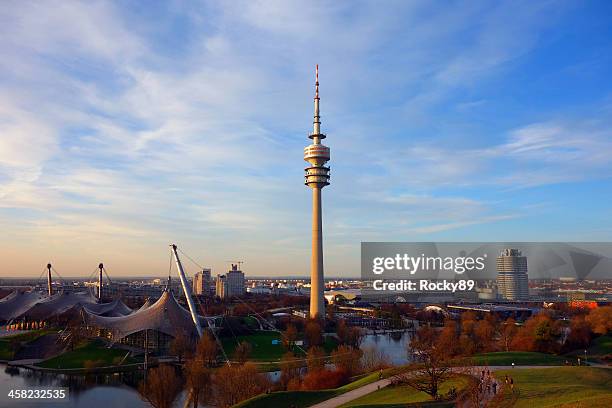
<box><xmin>1</xmin><ymin>0</ymin><xmax>611</xmax><ymax>277</ymax></box>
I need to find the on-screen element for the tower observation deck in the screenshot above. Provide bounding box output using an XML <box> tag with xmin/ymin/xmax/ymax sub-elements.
<box><xmin>304</xmin><ymin>65</ymin><xmax>330</xmax><ymax>319</ymax></box>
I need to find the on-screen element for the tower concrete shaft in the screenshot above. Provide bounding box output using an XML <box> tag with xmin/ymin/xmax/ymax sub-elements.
<box><xmin>304</xmin><ymin>65</ymin><xmax>330</xmax><ymax>319</ymax></box>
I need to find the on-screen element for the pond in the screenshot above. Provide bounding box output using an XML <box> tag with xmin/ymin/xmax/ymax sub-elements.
<box><xmin>0</xmin><ymin>364</ymin><xmax>152</xmax><ymax>408</ymax></box>
<box><xmin>0</xmin><ymin>332</ymin><xmax>414</xmax><ymax>407</ymax></box>
<box><xmin>360</xmin><ymin>331</ymin><xmax>413</xmax><ymax>365</ymax></box>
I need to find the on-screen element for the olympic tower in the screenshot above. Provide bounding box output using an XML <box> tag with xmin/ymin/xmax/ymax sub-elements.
<box><xmin>304</xmin><ymin>65</ymin><xmax>330</xmax><ymax>319</ymax></box>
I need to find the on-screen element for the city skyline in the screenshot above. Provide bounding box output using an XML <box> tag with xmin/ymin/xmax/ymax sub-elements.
<box><xmin>2</xmin><ymin>1</ymin><xmax>612</xmax><ymax>278</ymax></box>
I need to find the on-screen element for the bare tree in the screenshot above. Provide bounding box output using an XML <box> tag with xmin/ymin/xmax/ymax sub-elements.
<box><xmin>396</xmin><ymin>326</ymin><xmax>454</xmax><ymax>400</ymax></box>
<box><xmin>184</xmin><ymin>359</ymin><xmax>212</xmax><ymax>408</ymax></box>
<box><xmin>279</xmin><ymin>351</ymin><xmax>302</xmax><ymax>389</ymax></box>
<box><xmin>360</xmin><ymin>345</ymin><xmax>391</xmax><ymax>372</ymax></box>
<box><xmin>139</xmin><ymin>364</ymin><xmax>183</xmax><ymax>408</ymax></box>
<box><xmin>195</xmin><ymin>332</ymin><xmax>218</xmax><ymax>367</ymax></box>
<box><xmin>500</xmin><ymin>318</ymin><xmax>517</xmax><ymax>352</ymax></box>
<box><xmin>306</xmin><ymin>346</ymin><xmax>326</xmax><ymax>373</ymax></box>
<box><xmin>304</xmin><ymin>319</ymin><xmax>323</xmax><ymax>347</ymax></box>
<box><xmin>331</xmin><ymin>345</ymin><xmax>362</xmax><ymax>377</ymax></box>
<box><xmin>282</xmin><ymin>324</ymin><xmax>298</xmax><ymax>351</ymax></box>
<box><xmin>170</xmin><ymin>330</ymin><xmax>193</xmax><ymax>363</ymax></box>
<box><xmin>214</xmin><ymin>362</ymin><xmax>271</xmax><ymax>407</ymax></box>
<box><xmin>233</xmin><ymin>340</ymin><xmax>252</xmax><ymax>364</ymax></box>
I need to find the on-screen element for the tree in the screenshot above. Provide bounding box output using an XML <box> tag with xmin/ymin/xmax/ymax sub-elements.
<box><xmin>500</xmin><ymin>318</ymin><xmax>517</xmax><ymax>352</ymax></box>
<box><xmin>138</xmin><ymin>364</ymin><xmax>183</xmax><ymax>408</ymax></box>
<box><xmin>437</xmin><ymin>319</ymin><xmax>459</xmax><ymax>356</ymax></box>
<box><xmin>360</xmin><ymin>345</ymin><xmax>391</xmax><ymax>372</ymax></box>
<box><xmin>195</xmin><ymin>332</ymin><xmax>218</xmax><ymax>367</ymax></box>
<box><xmin>307</xmin><ymin>346</ymin><xmax>326</xmax><ymax>373</ymax></box>
<box><xmin>305</xmin><ymin>319</ymin><xmax>323</xmax><ymax>347</ymax></box>
<box><xmin>233</xmin><ymin>340</ymin><xmax>252</xmax><ymax>364</ymax></box>
<box><xmin>586</xmin><ymin>306</ymin><xmax>612</xmax><ymax>335</ymax></box>
<box><xmin>184</xmin><ymin>359</ymin><xmax>212</xmax><ymax>408</ymax></box>
<box><xmin>565</xmin><ymin>315</ymin><xmax>592</xmax><ymax>349</ymax></box>
<box><xmin>214</xmin><ymin>362</ymin><xmax>270</xmax><ymax>407</ymax></box>
<box><xmin>397</xmin><ymin>326</ymin><xmax>454</xmax><ymax>400</ymax></box>
<box><xmin>279</xmin><ymin>351</ymin><xmax>301</xmax><ymax>389</ymax></box>
<box><xmin>336</xmin><ymin>319</ymin><xmax>363</xmax><ymax>348</ymax></box>
<box><xmin>474</xmin><ymin>319</ymin><xmax>495</xmax><ymax>352</ymax></box>
<box><xmin>301</xmin><ymin>369</ymin><xmax>348</xmax><ymax>390</ymax></box>
<box><xmin>170</xmin><ymin>330</ymin><xmax>193</xmax><ymax>363</ymax></box>
<box><xmin>511</xmin><ymin>312</ymin><xmax>562</xmax><ymax>353</ymax></box>
<box><xmin>331</xmin><ymin>345</ymin><xmax>362</xmax><ymax>377</ymax></box>
<box><xmin>337</xmin><ymin>319</ymin><xmax>349</xmax><ymax>344</ymax></box>
<box><xmin>282</xmin><ymin>324</ymin><xmax>298</xmax><ymax>351</ymax></box>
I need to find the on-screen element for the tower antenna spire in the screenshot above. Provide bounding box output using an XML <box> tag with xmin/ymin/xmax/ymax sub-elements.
<box><xmin>313</xmin><ymin>64</ymin><xmax>321</xmax><ymax>140</ymax></box>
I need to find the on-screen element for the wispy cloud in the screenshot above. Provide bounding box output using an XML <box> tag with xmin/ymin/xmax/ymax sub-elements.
<box><xmin>0</xmin><ymin>1</ymin><xmax>610</xmax><ymax>277</ymax></box>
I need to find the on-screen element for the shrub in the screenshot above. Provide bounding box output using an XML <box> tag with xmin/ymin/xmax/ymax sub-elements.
<box><xmin>301</xmin><ymin>368</ymin><xmax>349</xmax><ymax>390</ymax></box>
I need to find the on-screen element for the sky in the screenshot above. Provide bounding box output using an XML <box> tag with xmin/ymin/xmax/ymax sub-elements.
<box><xmin>1</xmin><ymin>0</ymin><xmax>611</xmax><ymax>278</ymax></box>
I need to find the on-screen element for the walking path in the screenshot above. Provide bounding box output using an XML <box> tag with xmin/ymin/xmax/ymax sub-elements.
<box><xmin>309</xmin><ymin>378</ymin><xmax>391</xmax><ymax>408</ymax></box>
<box><xmin>308</xmin><ymin>365</ymin><xmax>586</xmax><ymax>408</ymax></box>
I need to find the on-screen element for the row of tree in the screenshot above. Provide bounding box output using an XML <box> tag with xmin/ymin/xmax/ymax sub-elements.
<box><xmin>142</xmin><ymin>332</ymin><xmax>270</xmax><ymax>408</ymax></box>
<box><xmin>430</xmin><ymin>305</ymin><xmax>611</xmax><ymax>357</ymax></box>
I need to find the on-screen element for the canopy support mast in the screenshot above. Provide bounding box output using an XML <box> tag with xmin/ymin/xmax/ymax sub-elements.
<box><xmin>170</xmin><ymin>244</ymin><xmax>203</xmax><ymax>338</ymax></box>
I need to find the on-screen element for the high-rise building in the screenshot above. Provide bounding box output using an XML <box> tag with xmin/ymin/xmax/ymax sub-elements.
<box><xmin>193</xmin><ymin>268</ymin><xmax>212</xmax><ymax>296</ymax></box>
<box><xmin>497</xmin><ymin>248</ymin><xmax>529</xmax><ymax>301</ymax></box>
<box><xmin>304</xmin><ymin>65</ymin><xmax>330</xmax><ymax>319</ymax></box>
<box><xmin>215</xmin><ymin>264</ymin><xmax>245</xmax><ymax>299</ymax></box>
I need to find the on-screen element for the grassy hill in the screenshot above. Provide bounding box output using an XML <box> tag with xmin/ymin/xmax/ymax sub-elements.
<box><xmin>234</xmin><ymin>371</ymin><xmax>386</xmax><ymax>408</ymax></box>
<box><xmin>0</xmin><ymin>330</ymin><xmax>52</xmax><ymax>360</ymax></box>
<box><xmin>469</xmin><ymin>351</ymin><xmax>566</xmax><ymax>366</ymax></box>
<box><xmin>492</xmin><ymin>367</ymin><xmax>612</xmax><ymax>407</ymax></box>
<box><xmin>338</xmin><ymin>375</ymin><xmax>470</xmax><ymax>408</ymax></box>
<box><xmin>37</xmin><ymin>340</ymin><xmax>137</xmax><ymax>369</ymax></box>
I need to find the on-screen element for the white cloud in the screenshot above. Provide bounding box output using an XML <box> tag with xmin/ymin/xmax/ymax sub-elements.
<box><xmin>0</xmin><ymin>1</ymin><xmax>608</xmax><ymax>276</ymax></box>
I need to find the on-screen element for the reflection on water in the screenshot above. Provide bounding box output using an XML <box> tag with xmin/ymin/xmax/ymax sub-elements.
<box><xmin>360</xmin><ymin>332</ymin><xmax>413</xmax><ymax>365</ymax></box>
<box><xmin>0</xmin><ymin>364</ymin><xmax>149</xmax><ymax>408</ymax></box>
<box><xmin>0</xmin><ymin>332</ymin><xmax>413</xmax><ymax>407</ymax></box>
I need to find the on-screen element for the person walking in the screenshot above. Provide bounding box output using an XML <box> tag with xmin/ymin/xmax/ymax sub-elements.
<box><xmin>510</xmin><ymin>377</ymin><xmax>514</xmax><ymax>392</ymax></box>
<box><xmin>492</xmin><ymin>381</ymin><xmax>497</xmax><ymax>394</ymax></box>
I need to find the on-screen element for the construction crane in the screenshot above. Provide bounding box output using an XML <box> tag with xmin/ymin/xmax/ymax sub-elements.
<box><xmin>171</xmin><ymin>244</ymin><xmax>203</xmax><ymax>338</ymax></box>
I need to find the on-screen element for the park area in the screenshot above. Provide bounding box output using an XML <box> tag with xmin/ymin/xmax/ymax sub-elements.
<box><xmin>221</xmin><ymin>330</ymin><xmax>338</xmax><ymax>361</ymax></box>
<box><xmin>0</xmin><ymin>329</ymin><xmax>54</xmax><ymax>360</ymax></box>
<box><xmin>469</xmin><ymin>351</ymin><xmax>567</xmax><ymax>366</ymax></box>
<box><xmin>338</xmin><ymin>375</ymin><xmax>470</xmax><ymax>408</ymax></box>
<box><xmin>36</xmin><ymin>339</ymin><xmax>138</xmax><ymax>369</ymax></box>
<box><xmin>234</xmin><ymin>371</ymin><xmax>391</xmax><ymax>408</ymax></box>
<box><xmin>492</xmin><ymin>367</ymin><xmax>612</xmax><ymax>407</ymax></box>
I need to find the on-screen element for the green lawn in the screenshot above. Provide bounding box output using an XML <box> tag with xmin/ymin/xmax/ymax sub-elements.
<box><xmin>469</xmin><ymin>351</ymin><xmax>566</xmax><ymax>366</ymax></box>
<box><xmin>222</xmin><ymin>331</ymin><xmax>306</xmax><ymax>361</ymax></box>
<box><xmin>566</xmin><ymin>335</ymin><xmax>612</xmax><ymax>364</ymax></box>
<box><xmin>589</xmin><ymin>335</ymin><xmax>612</xmax><ymax>356</ymax></box>
<box><xmin>243</xmin><ymin>316</ymin><xmax>260</xmax><ymax>330</ymax></box>
<box><xmin>37</xmin><ymin>340</ymin><xmax>137</xmax><ymax>369</ymax></box>
<box><xmin>222</xmin><ymin>331</ymin><xmax>339</xmax><ymax>361</ymax></box>
<box><xmin>0</xmin><ymin>330</ymin><xmax>53</xmax><ymax>360</ymax></box>
<box><xmin>234</xmin><ymin>371</ymin><xmax>387</xmax><ymax>408</ymax></box>
<box><xmin>493</xmin><ymin>367</ymin><xmax>612</xmax><ymax>407</ymax></box>
<box><xmin>0</xmin><ymin>341</ymin><xmax>14</xmax><ymax>360</ymax></box>
<box><xmin>338</xmin><ymin>376</ymin><xmax>470</xmax><ymax>408</ymax></box>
